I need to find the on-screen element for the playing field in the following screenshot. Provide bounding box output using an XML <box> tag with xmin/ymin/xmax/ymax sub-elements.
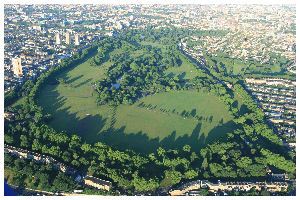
<box><xmin>37</xmin><ymin>45</ymin><xmax>237</xmax><ymax>153</ymax></box>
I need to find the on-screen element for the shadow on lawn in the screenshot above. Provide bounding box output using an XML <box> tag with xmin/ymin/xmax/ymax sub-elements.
<box><xmin>65</xmin><ymin>74</ymin><xmax>84</xmax><ymax>84</ymax></box>
<box><xmin>40</xmin><ymin>86</ymin><xmax>108</xmax><ymax>143</ymax></box>
<box><xmin>98</xmin><ymin>120</ymin><xmax>235</xmax><ymax>154</ymax></box>
<box><xmin>40</xmin><ymin>76</ymin><xmax>236</xmax><ymax>155</ymax></box>
<box><xmin>73</xmin><ymin>78</ymin><xmax>93</xmax><ymax>88</ymax></box>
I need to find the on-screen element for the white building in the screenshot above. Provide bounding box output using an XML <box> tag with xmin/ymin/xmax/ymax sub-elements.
<box><xmin>65</xmin><ymin>32</ymin><xmax>70</xmax><ymax>45</ymax></box>
<box><xmin>12</xmin><ymin>57</ymin><xmax>22</xmax><ymax>76</ymax></box>
<box><xmin>55</xmin><ymin>32</ymin><xmax>61</xmax><ymax>45</ymax></box>
<box><xmin>75</xmin><ymin>34</ymin><xmax>80</xmax><ymax>46</ymax></box>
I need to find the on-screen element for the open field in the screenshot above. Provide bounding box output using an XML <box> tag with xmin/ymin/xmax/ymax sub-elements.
<box><xmin>141</xmin><ymin>41</ymin><xmax>204</xmax><ymax>80</ymax></box>
<box><xmin>164</xmin><ymin>54</ymin><xmax>204</xmax><ymax>80</ymax></box>
<box><xmin>37</xmin><ymin>44</ymin><xmax>237</xmax><ymax>153</ymax></box>
<box><xmin>11</xmin><ymin>96</ymin><xmax>25</xmax><ymax>108</ymax></box>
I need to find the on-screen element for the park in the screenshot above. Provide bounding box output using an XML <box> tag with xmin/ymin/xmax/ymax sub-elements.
<box><xmin>37</xmin><ymin>40</ymin><xmax>237</xmax><ymax>153</ymax></box>
<box><xmin>4</xmin><ymin>28</ymin><xmax>295</xmax><ymax>193</ymax></box>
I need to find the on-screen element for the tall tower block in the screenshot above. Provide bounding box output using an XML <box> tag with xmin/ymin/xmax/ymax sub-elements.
<box><xmin>75</xmin><ymin>34</ymin><xmax>80</xmax><ymax>46</ymax></box>
<box><xmin>65</xmin><ymin>32</ymin><xmax>70</xmax><ymax>45</ymax></box>
<box><xmin>55</xmin><ymin>33</ymin><xmax>61</xmax><ymax>45</ymax></box>
<box><xmin>12</xmin><ymin>58</ymin><xmax>22</xmax><ymax>76</ymax></box>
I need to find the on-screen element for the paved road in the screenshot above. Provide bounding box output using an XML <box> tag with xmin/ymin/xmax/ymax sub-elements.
<box><xmin>9</xmin><ymin>184</ymin><xmax>87</xmax><ymax>196</ymax></box>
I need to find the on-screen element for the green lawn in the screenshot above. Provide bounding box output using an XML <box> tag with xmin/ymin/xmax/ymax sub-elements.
<box><xmin>11</xmin><ymin>96</ymin><xmax>25</xmax><ymax>108</ymax></box>
<box><xmin>37</xmin><ymin>44</ymin><xmax>237</xmax><ymax>153</ymax></box>
<box><xmin>140</xmin><ymin>41</ymin><xmax>166</xmax><ymax>49</ymax></box>
<box><xmin>38</xmin><ymin>55</ymin><xmax>111</xmax><ymax>131</ymax></box>
<box><xmin>141</xmin><ymin>41</ymin><xmax>204</xmax><ymax>80</ymax></box>
<box><xmin>165</xmin><ymin>54</ymin><xmax>204</xmax><ymax>80</ymax></box>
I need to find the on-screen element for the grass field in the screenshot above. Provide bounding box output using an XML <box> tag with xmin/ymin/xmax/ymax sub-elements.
<box><xmin>37</xmin><ymin>43</ymin><xmax>237</xmax><ymax>153</ymax></box>
<box><xmin>11</xmin><ymin>96</ymin><xmax>25</xmax><ymax>108</ymax></box>
<box><xmin>164</xmin><ymin>54</ymin><xmax>204</xmax><ymax>80</ymax></box>
<box><xmin>141</xmin><ymin>41</ymin><xmax>204</xmax><ymax>80</ymax></box>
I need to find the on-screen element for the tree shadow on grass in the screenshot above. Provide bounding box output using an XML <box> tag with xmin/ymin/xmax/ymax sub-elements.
<box><xmin>178</xmin><ymin>72</ymin><xmax>186</xmax><ymax>80</ymax></box>
<box><xmin>239</xmin><ymin>104</ymin><xmax>249</xmax><ymax>115</ymax></box>
<box><xmin>166</xmin><ymin>72</ymin><xmax>175</xmax><ymax>79</ymax></box>
<box><xmin>40</xmin><ymin>80</ymin><xmax>238</xmax><ymax>154</ymax></box>
<box><xmin>49</xmin><ymin>106</ymin><xmax>108</xmax><ymax>143</ymax></box>
<box><xmin>76</xmin><ymin>115</ymin><xmax>108</xmax><ymax>142</ymax></box>
<box><xmin>205</xmin><ymin>120</ymin><xmax>237</xmax><ymax>144</ymax></box>
<box><xmin>95</xmin><ymin>120</ymin><xmax>236</xmax><ymax>154</ymax></box>
<box><xmin>98</xmin><ymin>127</ymin><xmax>160</xmax><ymax>153</ymax></box>
<box><xmin>43</xmin><ymin>88</ymin><xmax>237</xmax><ymax>154</ymax></box>
<box><xmin>39</xmin><ymin>86</ymin><xmax>108</xmax><ymax>143</ymax></box>
<box><xmin>65</xmin><ymin>75</ymin><xmax>84</xmax><ymax>84</ymax></box>
<box><xmin>73</xmin><ymin>78</ymin><xmax>93</xmax><ymax>88</ymax></box>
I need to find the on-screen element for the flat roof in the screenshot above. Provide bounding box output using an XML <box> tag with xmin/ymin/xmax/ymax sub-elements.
<box><xmin>84</xmin><ymin>176</ymin><xmax>112</xmax><ymax>186</ymax></box>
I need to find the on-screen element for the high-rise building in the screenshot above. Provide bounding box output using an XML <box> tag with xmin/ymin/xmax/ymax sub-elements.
<box><xmin>55</xmin><ymin>33</ymin><xmax>61</xmax><ymax>45</ymax></box>
<box><xmin>65</xmin><ymin>32</ymin><xmax>70</xmax><ymax>45</ymax></box>
<box><xmin>12</xmin><ymin>58</ymin><xmax>22</xmax><ymax>76</ymax></box>
<box><xmin>75</xmin><ymin>34</ymin><xmax>80</xmax><ymax>46</ymax></box>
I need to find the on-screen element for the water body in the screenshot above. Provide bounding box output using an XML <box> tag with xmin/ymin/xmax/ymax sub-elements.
<box><xmin>4</xmin><ymin>180</ymin><xmax>17</xmax><ymax>196</ymax></box>
<box><xmin>111</xmin><ymin>83</ymin><xmax>121</xmax><ymax>89</ymax></box>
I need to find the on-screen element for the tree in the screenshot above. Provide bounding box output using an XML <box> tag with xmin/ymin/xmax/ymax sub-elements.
<box><xmin>52</xmin><ymin>173</ymin><xmax>77</xmax><ymax>192</ymax></box>
<box><xmin>36</xmin><ymin>172</ymin><xmax>51</xmax><ymax>190</ymax></box>
<box><xmin>81</xmin><ymin>143</ymin><xmax>92</xmax><ymax>153</ymax></box>
<box><xmin>183</xmin><ymin>145</ymin><xmax>191</xmax><ymax>153</ymax></box>
<box><xmin>62</xmin><ymin>151</ymin><xmax>72</xmax><ymax>163</ymax></box>
<box><xmin>157</xmin><ymin>147</ymin><xmax>166</xmax><ymax>158</ymax></box>
<box><xmin>161</xmin><ymin>170</ymin><xmax>182</xmax><ymax>186</ymax></box>
<box><xmin>184</xmin><ymin>169</ymin><xmax>198</xmax><ymax>179</ymax></box>
<box><xmin>69</xmin><ymin>135</ymin><xmax>82</xmax><ymax>149</ymax></box>
<box><xmin>148</xmin><ymin>153</ymin><xmax>156</xmax><ymax>161</ymax></box>
<box><xmin>201</xmin><ymin>157</ymin><xmax>208</xmax><ymax>170</ymax></box>
<box><xmin>11</xmin><ymin>173</ymin><xmax>26</xmax><ymax>187</ymax></box>
<box><xmin>4</xmin><ymin>134</ymin><xmax>14</xmax><ymax>144</ymax></box>
<box><xmin>260</xmin><ymin>189</ymin><xmax>270</xmax><ymax>196</ymax></box>
<box><xmin>32</xmin><ymin>139</ymin><xmax>43</xmax><ymax>151</ymax></box>
<box><xmin>198</xmin><ymin>189</ymin><xmax>209</xmax><ymax>196</ymax></box>
<box><xmin>48</xmin><ymin>146</ymin><xmax>61</xmax><ymax>157</ymax></box>
<box><xmin>20</xmin><ymin>135</ymin><xmax>29</xmax><ymax>147</ymax></box>
<box><xmin>236</xmin><ymin>157</ymin><xmax>252</xmax><ymax>169</ymax></box>
<box><xmin>244</xmin><ymin>164</ymin><xmax>266</xmax><ymax>178</ymax></box>
<box><xmin>260</xmin><ymin>148</ymin><xmax>295</xmax><ymax>174</ymax></box>
<box><xmin>190</xmin><ymin>152</ymin><xmax>198</xmax><ymax>162</ymax></box>
<box><xmin>132</xmin><ymin>172</ymin><xmax>159</xmax><ymax>192</ymax></box>
<box><xmin>209</xmin><ymin>163</ymin><xmax>223</xmax><ymax>177</ymax></box>
<box><xmin>33</xmin><ymin>112</ymin><xmax>43</xmax><ymax>123</ymax></box>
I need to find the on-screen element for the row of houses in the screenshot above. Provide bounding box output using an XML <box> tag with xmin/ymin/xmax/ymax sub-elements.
<box><xmin>250</xmin><ymin>85</ymin><xmax>295</xmax><ymax>97</ymax></box>
<box><xmin>245</xmin><ymin>78</ymin><xmax>295</xmax><ymax>88</ymax></box>
<box><xmin>169</xmin><ymin>179</ymin><xmax>289</xmax><ymax>196</ymax></box>
<box><xmin>4</xmin><ymin>144</ymin><xmax>112</xmax><ymax>192</ymax></box>
<box><xmin>5</xmin><ymin>144</ymin><xmax>72</xmax><ymax>174</ymax></box>
<box><xmin>244</xmin><ymin>78</ymin><xmax>296</xmax><ymax>140</ymax></box>
<box><xmin>255</xmin><ymin>93</ymin><xmax>295</xmax><ymax>106</ymax></box>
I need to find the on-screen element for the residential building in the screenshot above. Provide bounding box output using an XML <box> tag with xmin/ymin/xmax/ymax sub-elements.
<box><xmin>65</xmin><ymin>32</ymin><xmax>70</xmax><ymax>45</ymax></box>
<box><xmin>55</xmin><ymin>32</ymin><xmax>61</xmax><ymax>45</ymax></box>
<box><xmin>12</xmin><ymin>57</ymin><xmax>22</xmax><ymax>76</ymax></box>
<box><xmin>84</xmin><ymin>175</ymin><xmax>112</xmax><ymax>191</ymax></box>
<box><xmin>75</xmin><ymin>34</ymin><xmax>80</xmax><ymax>45</ymax></box>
